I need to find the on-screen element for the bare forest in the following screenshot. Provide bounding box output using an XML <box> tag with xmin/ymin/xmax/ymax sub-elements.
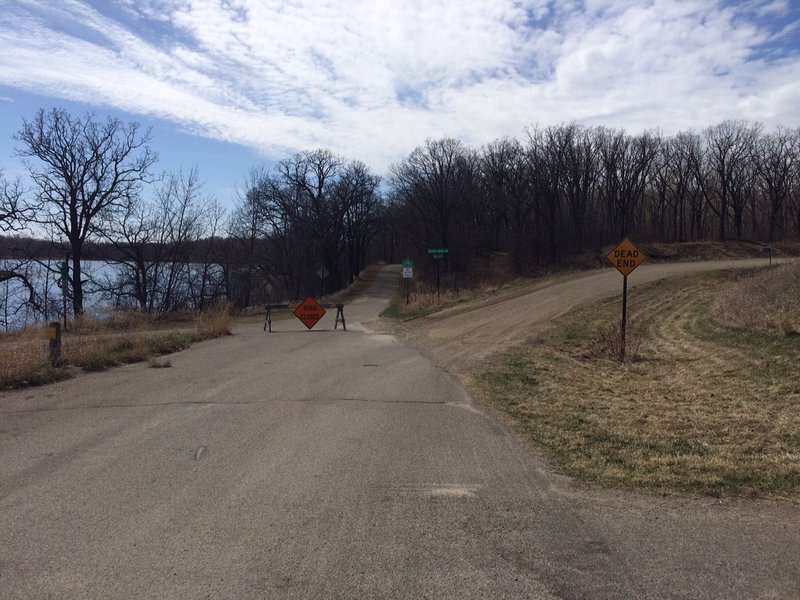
<box><xmin>1</xmin><ymin>108</ymin><xmax>799</xmax><ymax>328</ymax></box>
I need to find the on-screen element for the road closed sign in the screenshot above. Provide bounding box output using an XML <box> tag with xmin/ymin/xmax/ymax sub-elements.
<box><xmin>607</xmin><ymin>238</ymin><xmax>647</xmax><ymax>277</ymax></box>
<box><xmin>293</xmin><ymin>296</ymin><xmax>326</xmax><ymax>329</ymax></box>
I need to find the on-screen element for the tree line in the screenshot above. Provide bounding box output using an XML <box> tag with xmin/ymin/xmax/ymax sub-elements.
<box><xmin>390</xmin><ymin>122</ymin><xmax>799</xmax><ymax>278</ymax></box>
<box><xmin>1</xmin><ymin>107</ymin><xmax>798</xmax><ymax>327</ymax></box>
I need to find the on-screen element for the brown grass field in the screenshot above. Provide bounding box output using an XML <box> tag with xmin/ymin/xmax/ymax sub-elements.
<box><xmin>478</xmin><ymin>264</ymin><xmax>800</xmax><ymax>499</ymax></box>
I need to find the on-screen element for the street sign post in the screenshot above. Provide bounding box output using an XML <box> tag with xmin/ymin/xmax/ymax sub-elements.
<box><xmin>402</xmin><ymin>259</ymin><xmax>413</xmax><ymax>304</ymax></box>
<box><xmin>293</xmin><ymin>296</ymin><xmax>327</xmax><ymax>329</ymax></box>
<box><xmin>427</xmin><ymin>248</ymin><xmax>448</xmax><ymax>299</ymax></box>
<box><xmin>607</xmin><ymin>238</ymin><xmax>647</xmax><ymax>361</ymax></box>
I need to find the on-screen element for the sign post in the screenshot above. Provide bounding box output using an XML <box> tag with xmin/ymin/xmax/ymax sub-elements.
<box><xmin>606</xmin><ymin>238</ymin><xmax>647</xmax><ymax>361</ymax></box>
<box><xmin>402</xmin><ymin>259</ymin><xmax>413</xmax><ymax>304</ymax></box>
<box><xmin>427</xmin><ymin>248</ymin><xmax>448</xmax><ymax>300</ymax></box>
<box><xmin>316</xmin><ymin>266</ymin><xmax>329</xmax><ymax>297</ymax></box>
<box><xmin>48</xmin><ymin>321</ymin><xmax>62</xmax><ymax>366</ymax></box>
<box><xmin>762</xmin><ymin>245</ymin><xmax>772</xmax><ymax>266</ymax></box>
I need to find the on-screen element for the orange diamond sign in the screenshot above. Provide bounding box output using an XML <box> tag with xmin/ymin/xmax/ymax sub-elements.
<box><xmin>293</xmin><ymin>296</ymin><xmax>326</xmax><ymax>329</ymax></box>
<box><xmin>607</xmin><ymin>238</ymin><xmax>647</xmax><ymax>277</ymax></box>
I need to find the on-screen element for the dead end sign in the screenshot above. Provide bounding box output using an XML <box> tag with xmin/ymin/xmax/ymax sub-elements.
<box><xmin>607</xmin><ymin>238</ymin><xmax>647</xmax><ymax>277</ymax></box>
<box><xmin>293</xmin><ymin>296</ymin><xmax>326</xmax><ymax>329</ymax></box>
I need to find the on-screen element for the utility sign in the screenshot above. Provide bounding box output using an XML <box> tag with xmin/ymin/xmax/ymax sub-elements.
<box><xmin>403</xmin><ymin>267</ymin><xmax>413</xmax><ymax>278</ymax></box>
<box><xmin>607</xmin><ymin>238</ymin><xmax>647</xmax><ymax>277</ymax></box>
<box><xmin>293</xmin><ymin>296</ymin><xmax>326</xmax><ymax>329</ymax></box>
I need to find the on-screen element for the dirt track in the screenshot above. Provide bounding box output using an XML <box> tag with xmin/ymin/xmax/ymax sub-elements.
<box><xmin>389</xmin><ymin>258</ymin><xmax>787</xmax><ymax>377</ymax></box>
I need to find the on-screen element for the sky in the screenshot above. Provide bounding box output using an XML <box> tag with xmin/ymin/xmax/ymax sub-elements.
<box><xmin>1</xmin><ymin>0</ymin><xmax>799</xmax><ymax>208</ymax></box>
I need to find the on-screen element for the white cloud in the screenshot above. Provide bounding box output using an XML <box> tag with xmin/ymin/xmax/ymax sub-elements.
<box><xmin>0</xmin><ymin>0</ymin><xmax>798</xmax><ymax>173</ymax></box>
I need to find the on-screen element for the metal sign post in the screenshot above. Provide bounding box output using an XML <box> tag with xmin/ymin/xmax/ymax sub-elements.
<box><xmin>607</xmin><ymin>238</ymin><xmax>647</xmax><ymax>361</ymax></box>
<box><xmin>402</xmin><ymin>259</ymin><xmax>413</xmax><ymax>304</ymax></box>
<box><xmin>427</xmin><ymin>248</ymin><xmax>448</xmax><ymax>300</ymax></box>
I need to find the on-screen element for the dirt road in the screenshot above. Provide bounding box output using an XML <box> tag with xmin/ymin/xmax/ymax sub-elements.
<box><xmin>1</xmin><ymin>261</ymin><xmax>798</xmax><ymax>599</ymax></box>
<box><xmin>391</xmin><ymin>258</ymin><xmax>789</xmax><ymax>376</ymax></box>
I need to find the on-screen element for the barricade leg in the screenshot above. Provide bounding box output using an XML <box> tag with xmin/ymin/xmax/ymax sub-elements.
<box><xmin>335</xmin><ymin>304</ymin><xmax>346</xmax><ymax>331</ymax></box>
<box><xmin>264</xmin><ymin>305</ymin><xmax>273</xmax><ymax>332</ymax></box>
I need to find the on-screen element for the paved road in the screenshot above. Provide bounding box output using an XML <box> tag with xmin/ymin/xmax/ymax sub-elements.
<box><xmin>2</xmin><ymin>264</ymin><xmax>798</xmax><ymax>599</ymax></box>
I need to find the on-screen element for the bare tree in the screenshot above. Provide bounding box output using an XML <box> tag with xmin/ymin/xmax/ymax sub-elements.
<box><xmin>228</xmin><ymin>166</ymin><xmax>271</xmax><ymax>308</ymax></box>
<box><xmin>1</xmin><ymin>171</ymin><xmax>26</xmax><ymax>233</ymax></box>
<box><xmin>340</xmin><ymin>161</ymin><xmax>381</xmax><ymax>283</ymax></box>
<box><xmin>152</xmin><ymin>169</ymin><xmax>207</xmax><ymax>313</ymax></box>
<box><xmin>525</xmin><ymin>125</ymin><xmax>565</xmax><ymax>262</ymax></box>
<box><xmin>15</xmin><ymin>108</ymin><xmax>157</xmax><ymax>315</ymax></box>
<box><xmin>0</xmin><ymin>171</ymin><xmax>37</xmax><ymax>310</ymax></box>
<box><xmin>478</xmin><ymin>138</ymin><xmax>533</xmax><ymax>271</ymax></box>
<box><xmin>701</xmin><ymin>121</ymin><xmax>761</xmax><ymax>241</ymax></box>
<box><xmin>96</xmin><ymin>193</ymin><xmax>161</xmax><ymax>312</ymax></box>
<box><xmin>279</xmin><ymin>149</ymin><xmax>348</xmax><ymax>291</ymax></box>
<box><xmin>597</xmin><ymin>128</ymin><xmax>659</xmax><ymax>240</ymax></box>
<box><xmin>559</xmin><ymin>124</ymin><xmax>600</xmax><ymax>248</ymax></box>
<box><xmin>391</xmin><ymin>138</ymin><xmax>477</xmax><ymax>252</ymax></box>
<box><xmin>754</xmin><ymin>127</ymin><xmax>799</xmax><ymax>241</ymax></box>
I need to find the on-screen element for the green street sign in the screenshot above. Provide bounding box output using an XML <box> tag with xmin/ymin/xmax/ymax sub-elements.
<box><xmin>402</xmin><ymin>259</ymin><xmax>413</xmax><ymax>268</ymax></box>
<box><xmin>428</xmin><ymin>248</ymin><xmax>448</xmax><ymax>257</ymax></box>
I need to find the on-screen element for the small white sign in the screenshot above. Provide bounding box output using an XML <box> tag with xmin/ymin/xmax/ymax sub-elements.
<box><xmin>403</xmin><ymin>267</ymin><xmax>413</xmax><ymax>279</ymax></box>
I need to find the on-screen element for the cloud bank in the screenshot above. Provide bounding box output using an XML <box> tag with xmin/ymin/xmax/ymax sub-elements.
<box><xmin>1</xmin><ymin>0</ymin><xmax>799</xmax><ymax>172</ymax></box>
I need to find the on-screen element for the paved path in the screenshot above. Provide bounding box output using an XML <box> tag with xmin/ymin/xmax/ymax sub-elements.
<box><xmin>1</xmin><ymin>263</ymin><xmax>798</xmax><ymax>599</ymax></box>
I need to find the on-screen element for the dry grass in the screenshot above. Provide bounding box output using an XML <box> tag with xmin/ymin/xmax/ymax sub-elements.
<box><xmin>0</xmin><ymin>306</ymin><xmax>233</xmax><ymax>389</ymax></box>
<box><xmin>714</xmin><ymin>261</ymin><xmax>800</xmax><ymax>334</ymax></box>
<box><xmin>584</xmin><ymin>319</ymin><xmax>647</xmax><ymax>362</ymax></box>
<box><xmin>0</xmin><ymin>326</ymin><xmax>63</xmax><ymax>388</ymax></box>
<box><xmin>195</xmin><ymin>302</ymin><xmax>234</xmax><ymax>338</ymax></box>
<box><xmin>478</xmin><ymin>269</ymin><xmax>800</xmax><ymax>499</ymax></box>
<box><xmin>70</xmin><ymin>310</ymin><xmax>153</xmax><ymax>333</ymax></box>
<box><xmin>382</xmin><ymin>278</ymin><xmax>514</xmax><ymax>320</ymax></box>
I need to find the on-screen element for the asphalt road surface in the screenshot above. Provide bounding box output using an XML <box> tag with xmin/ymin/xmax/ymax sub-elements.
<box><xmin>2</xmin><ymin>263</ymin><xmax>798</xmax><ymax>599</ymax></box>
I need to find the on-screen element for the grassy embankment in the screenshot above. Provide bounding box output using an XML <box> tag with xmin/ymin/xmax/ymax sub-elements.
<box><xmin>0</xmin><ymin>304</ymin><xmax>233</xmax><ymax>390</ymax></box>
<box><xmin>478</xmin><ymin>261</ymin><xmax>800</xmax><ymax>499</ymax></box>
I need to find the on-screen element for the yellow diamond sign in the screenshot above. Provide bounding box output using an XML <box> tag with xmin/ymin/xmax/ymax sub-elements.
<box><xmin>607</xmin><ymin>238</ymin><xmax>647</xmax><ymax>277</ymax></box>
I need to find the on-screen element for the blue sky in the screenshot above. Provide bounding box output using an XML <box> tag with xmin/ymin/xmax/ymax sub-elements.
<box><xmin>1</xmin><ymin>0</ymin><xmax>799</xmax><ymax>208</ymax></box>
